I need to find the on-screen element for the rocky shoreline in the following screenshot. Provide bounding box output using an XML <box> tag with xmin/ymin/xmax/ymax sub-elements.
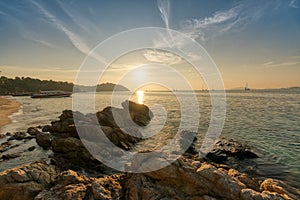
<box><xmin>0</xmin><ymin>101</ymin><xmax>299</xmax><ymax>199</ymax></box>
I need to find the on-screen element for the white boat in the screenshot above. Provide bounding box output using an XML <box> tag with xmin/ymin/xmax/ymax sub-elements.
<box><xmin>31</xmin><ymin>91</ymin><xmax>72</xmax><ymax>98</ymax></box>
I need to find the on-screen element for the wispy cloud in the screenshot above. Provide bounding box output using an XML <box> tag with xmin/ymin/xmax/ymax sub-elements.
<box><xmin>30</xmin><ymin>39</ymin><xmax>56</xmax><ymax>48</ymax></box>
<box><xmin>289</xmin><ymin>0</ymin><xmax>299</xmax><ymax>8</ymax></box>
<box><xmin>263</xmin><ymin>61</ymin><xmax>300</xmax><ymax>68</ymax></box>
<box><xmin>31</xmin><ymin>1</ymin><xmax>107</xmax><ymax>64</ymax></box>
<box><xmin>31</xmin><ymin>1</ymin><xmax>91</xmax><ymax>56</ymax></box>
<box><xmin>179</xmin><ymin>1</ymin><xmax>282</xmax><ymax>41</ymax></box>
<box><xmin>157</xmin><ymin>0</ymin><xmax>171</xmax><ymax>29</ymax></box>
<box><xmin>143</xmin><ymin>49</ymin><xmax>182</xmax><ymax>65</ymax></box>
<box><xmin>55</xmin><ymin>0</ymin><xmax>88</xmax><ymax>31</ymax></box>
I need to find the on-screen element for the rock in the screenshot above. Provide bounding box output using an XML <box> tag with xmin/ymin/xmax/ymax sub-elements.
<box><xmin>205</xmin><ymin>138</ymin><xmax>259</xmax><ymax>163</ymax></box>
<box><xmin>96</xmin><ymin>107</ymin><xmax>121</xmax><ymax>127</ymax></box>
<box><xmin>28</xmin><ymin>146</ymin><xmax>36</xmax><ymax>151</ymax></box>
<box><xmin>42</xmin><ymin>125</ymin><xmax>52</xmax><ymax>132</ymax></box>
<box><xmin>228</xmin><ymin>168</ymin><xmax>260</xmax><ymax>191</ymax></box>
<box><xmin>50</xmin><ymin>137</ymin><xmax>103</xmax><ymax>172</ymax></box>
<box><xmin>34</xmin><ymin>170</ymin><xmax>92</xmax><ymax>200</ymax></box>
<box><xmin>55</xmin><ymin>170</ymin><xmax>90</xmax><ymax>186</ymax></box>
<box><xmin>91</xmin><ymin>175</ymin><xmax>124</xmax><ymax>200</ymax></box>
<box><xmin>34</xmin><ymin>170</ymin><xmax>125</xmax><ymax>200</ymax></box>
<box><xmin>8</xmin><ymin>132</ymin><xmax>27</xmax><ymax>141</ymax></box>
<box><xmin>49</xmin><ymin>110</ymin><xmax>86</xmax><ymax>137</ymax></box>
<box><xmin>27</xmin><ymin>127</ymin><xmax>40</xmax><ymax>136</ymax></box>
<box><xmin>260</xmin><ymin>178</ymin><xmax>300</xmax><ymax>200</ymax></box>
<box><xmin>0</xmin><ymin>161</ymin><xmax>58</xmax><ymax>200</ymax></box>
<box><xmin>36</xmin><ymin>132</ymin><xmax>52</xmax><ymax>149</ymax></box>
<box><xmin>35</xmin><ymin>183</ymin><xmax>88</xmax><ymax>200</ymax></box>
<box><xmin>0</xmin><ymin>156</ymin><xmax>298</xmax><ymax>200</ymax></box>
<box><xmin>121</xmin><ymin>100</ymin><xmax>153</xmax><ymax>126</ymax></box>
<box><xmin>0</xmin><ymin>141</ymin><xmax>13</xmax><ymax>153</ymax></box>
<box><xmin>51</xmin><ymin>137</ymin><xmax>84</xmax><ymax>153</ymax></box>
<box><xmin>6</xmin><ymin>132</ymin><xmax>12</xmax><ymax>136</ymax></box>
<box><xmin>1</xmin><ymin>153</ymin><xmax>21</xmax><ymax>160</ymax></box>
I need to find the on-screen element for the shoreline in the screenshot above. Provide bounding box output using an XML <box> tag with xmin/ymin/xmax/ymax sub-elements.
<box><xmin>0</xmin><ymin>96</ymin><xmax>20</xmax><ymax>133</ymax></box>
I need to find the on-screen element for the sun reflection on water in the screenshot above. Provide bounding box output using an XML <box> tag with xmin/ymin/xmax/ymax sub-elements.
<box><xmin>137</xmin><ymin>90</ymin><xmax>144</xmax><ymax>104</ymax></box>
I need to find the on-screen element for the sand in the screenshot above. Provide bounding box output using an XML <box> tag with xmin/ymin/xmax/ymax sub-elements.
<box><xmin>0</xmin><ymin>96</ymin><xmax>20</xmax><ymax>131</ymax></box>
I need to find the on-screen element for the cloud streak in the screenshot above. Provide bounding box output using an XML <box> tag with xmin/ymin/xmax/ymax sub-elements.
<box><xmin>263</xmin><ymin>61</ymin><xmax>300</xmax><ymax>68</ymax></box>
<box><xmin>31</xmin><ymin>1</ymin><xmax>108</xmax><ymax>65</ymax></box>
<box><xmin>143</xmin><ymin>49</ymin><xmax>182</xmax><ymax>65</ymax></box>
<box><xmin>179</xmin><ymin>1</ymin><xmax>282</xmax><ymax>41</ymax></box>
<box><xmin>157</xmin><ymin>0</ymin><xmax>171</xmax><ymax>29</ymax></box>
<box><xmin>289</xmin><ymin>0</ymin><xmax>298</xmax><ymax>8</ymax></box>
<box><xmin>31</xmin><ymin>1</ymin><xmax>91</xmax><ymax>56</ymax></box>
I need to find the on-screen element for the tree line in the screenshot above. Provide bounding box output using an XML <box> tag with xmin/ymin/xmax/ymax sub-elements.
<box><xmin>0</xmin><ymin>76</ymin><xmax>129</xmax><ymax>94</ymax></box>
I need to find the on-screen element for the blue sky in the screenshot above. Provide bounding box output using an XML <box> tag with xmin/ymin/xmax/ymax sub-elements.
<box><xmin>0</xmin><ymin>0</ymin><xmax>299</xmax><ymax>89</ymax></box>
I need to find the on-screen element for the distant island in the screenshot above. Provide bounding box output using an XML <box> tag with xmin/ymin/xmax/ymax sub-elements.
<box><xmin>0</xmin><ymin>76</ymin><xmax>129</xmax><ymax>94</ymax></box>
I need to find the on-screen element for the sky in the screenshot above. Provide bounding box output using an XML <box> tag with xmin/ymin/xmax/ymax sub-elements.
<box><xmin>0</xmin><ymin>0</ymin><xmax>300</xmax><ymax>90</ymax></box>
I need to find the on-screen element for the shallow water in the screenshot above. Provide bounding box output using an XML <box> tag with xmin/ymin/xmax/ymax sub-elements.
<box><xmin>0</xmin><ymin>91</ymin><xmax>299</xmax><ymax>187</ymax></box>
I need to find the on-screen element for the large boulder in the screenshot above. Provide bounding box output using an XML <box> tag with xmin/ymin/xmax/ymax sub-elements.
<box><xmin>121</xmin><ymin>100</ymin><xmax>153</xmax><ymax>126</ymax></box>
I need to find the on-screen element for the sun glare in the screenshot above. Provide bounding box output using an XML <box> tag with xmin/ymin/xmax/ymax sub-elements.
<box><xmin>137</xmin><ymin>90</ymin><xmax>144</xmax><ymax>104</ymax></box>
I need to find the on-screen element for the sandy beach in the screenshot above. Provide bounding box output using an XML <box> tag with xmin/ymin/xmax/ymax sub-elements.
<box><xmin>0</xmin><ymin>96</ymin><xmax>20</xmax><ymax>131</ymax></box>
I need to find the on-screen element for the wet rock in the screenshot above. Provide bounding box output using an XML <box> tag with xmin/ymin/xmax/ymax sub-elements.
<box><xmin>1</xmin><ymin>153</ymin><xmax>21</xmax><ymax>160</ymax></box>
<box><xmin>27</xmin><ymin>127</ymin><xmax>40</xmax><ymax>136</ymax></box>
<box><xmin>8</xmin><ymin>131</ymin><xmax>27</xmax><ymax>141</ymax></box>
<box><xmin>0</xmin><ymin>161</ymin><xmax>58</xmax><ymax>200</ymax></box>
<box><xmin>205</xmin><ymin>138</ymin><xmax>259</xmax><ymax>164</ymax></box>
<box><xmin>36</xmin><ymin>132</ymin><xmax>52</xmax><ymax>149</ymax></box>
<box><xmin>28</xmin><ymin>146</ymin><xmax>36</xmax><ymax>151</ymax></box>
<box><xmin>121</xmin><ymin>100</ymin><xmax>153</xmax><ymax>126</ymax></box>
<box><xmin>41</xmin><ymin>125</ymin><xmax>52</xmax><ymax>132</ymax></box>
<box><xmin>0</xmin><ymin>141</ymin><xmax>13</xmax><ymax>153</ymax></box>
<box><xmin>5</xmin><ymin>132</ymin><xmax>12</xmax><ymax>136</ymax></box>
<box><xmin>46</xmin><ymin>110</ymin><xmax>78</xmax><ymax>137</ymax></box>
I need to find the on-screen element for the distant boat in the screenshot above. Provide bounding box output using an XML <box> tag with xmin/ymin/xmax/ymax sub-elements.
<box><xmin>244</xmin><ymin>83</ymin><xmax>250</xmax><ymax>91</ymax></box>
<box><xmin>12</xmin><ymin>92</ymin><xmax>32</xmax><ymax>97</ymax></box>
<box><xmin>31</xmin><ymin>91</ymin><xmax>72</xmax><ymax>98</ymax></box>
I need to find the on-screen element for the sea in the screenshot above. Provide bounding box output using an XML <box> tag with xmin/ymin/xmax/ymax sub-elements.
<box><xmin>0</xmin><ymin>90</ymin><xmax>299</xmax><ymax>188</ymax></box>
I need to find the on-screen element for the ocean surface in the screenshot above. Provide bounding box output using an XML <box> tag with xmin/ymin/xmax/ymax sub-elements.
<box><xmin>0</xmin><ymin>91</ymin><xmax>299</xmax><ymax>187</ymax></box>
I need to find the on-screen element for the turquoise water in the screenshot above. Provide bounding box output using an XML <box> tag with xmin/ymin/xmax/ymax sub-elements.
<box><xmin>0</xmin><ymin>91</ymin><xmax>299</xmax><ymax>187</ymax></box>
